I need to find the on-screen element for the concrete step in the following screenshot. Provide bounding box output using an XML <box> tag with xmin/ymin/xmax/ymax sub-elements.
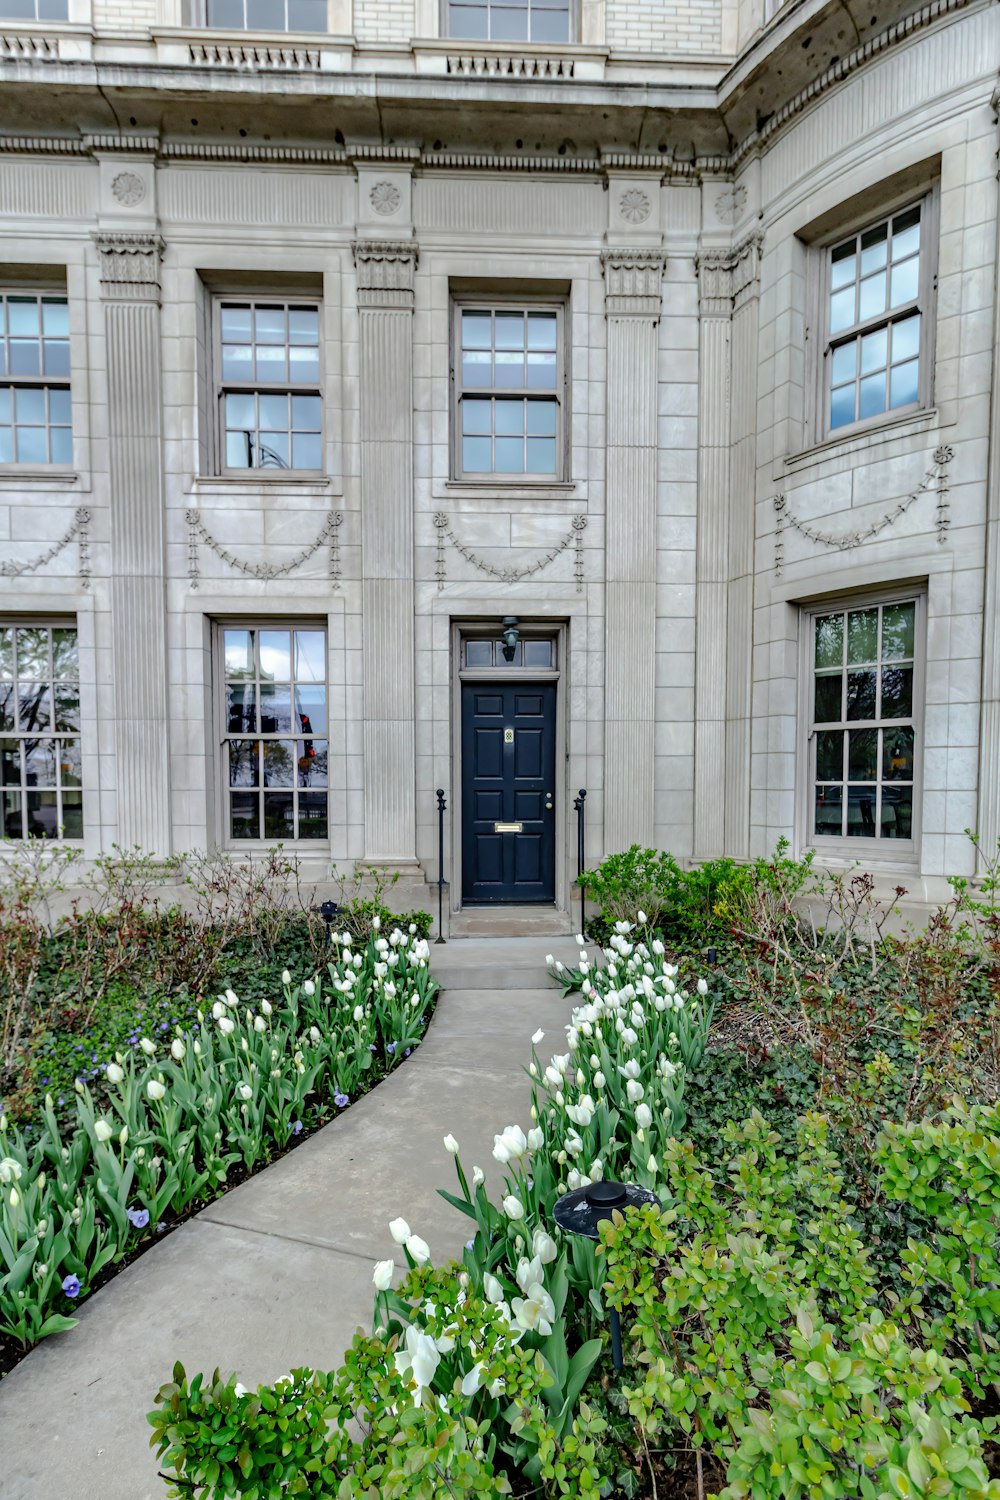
<box><xmin>447</xmin><ymin>906</ymin><xmax>575</xmax><ymax>939</ymax></box>
<box><xmin>429</xmin><ymin>935</ymin><xmax>584</xmax><ymax>991</ymax></box>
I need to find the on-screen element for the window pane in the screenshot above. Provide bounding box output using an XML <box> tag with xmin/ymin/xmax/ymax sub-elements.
<box><xmin>531</xmin><ymin>7</ymin><xmax>568</xmax><ymax>40</ymax></box>
<box><xmin>858</xmin><ymin>271</ymin><xmax>887</xmax><ymax>321</ymax></box>
<box><xmin>495</xmin><ymin>436</ymin><xmax>524</xmax><ymax>472</ymax></box>
<box><xmin>494</xmin><ymin>312</ymin><xmax>525</xmax><ymax>349</ymax></box>
<box><xmin>24</xmin><ymin>739</ymin><xmax>58</xmax><ymax>787</ymax></box>
<box><xmin>287</xmin><ymin>0</ymin><xmax>326</xmax><ymax>27</ymax></box>
<box><xmin>297</xmin><ymin>739</ymin><xmax>327</xmax><ymax>786</ymax></box>
<box><xmin>892</xmin><ymin>210</ymin><xmax>921</xmax><ymax>261</ymax></box>
<box><xmin>210</xmin><ymin>0</ymin><xmax>246</xmax><ymax>23</ymax></box>
<box><xmin>58</xmin><ymin>740</ymin><xmax>82</xmax><ymax>788</ymax></box>
<box><xmin>259</xmin><ymin>630</ymin><xmax>291</xmax><ymax>680</ymax></box>
<box><xmin>262</xmin><ymin>741</ymin><xmax>295</xmax><ymax>787</ymax></box>
<box><xmin>462</xmin><ymin>351</ymin><xmax>492</xmax><ymax>386</ymax></box>
<box><xmin>229</xmin><ymin>740</ymin><xmax>259</xmax><ymax>787</ymax></box>
<box><xmin>848</xmin><ymin>727</ymin><xmax>878</xmax><ymax>781</ymax></box>
<box><xmin>881</xmin><ymin>785</ymin><xmax>912</xmax><ymax>839</ymax></box>
<box><xmin>462</xmin><ymin>398</ymin><xmax>492</xmax><ymax>435</ymax></box>
<box><xmin>449</xmin><ymin>3</ymin><xmax>489</xmax><ymax>37</ymax></box>
<box><xmin>2</xmin><ymin>789</ymin><xmax>22</xmax><ymax>838</ymax></box>
<box><xmin>527</xmin><ymin>352</ymin><xmax>557</xmax><ymax>389</ymax></box>
<box><xmin>227</xmin><ymin>430</ymin><xmax>254</xmax><ymax>468</ymax></box>
<box><xmin>846</xmin><ymin>786</ymin><xmax>878</xmax><ymax>837</ymax></box>
<box><xmin>43</xmin><ymin>341</ymin><xmax>70</xmax><ymax>378</ymax></box>
<box><xmin>814</xmin><ymin>614</ymin><xmax>843</xmax><ymax>669</ymax></box>
<box><xmin>495</xmin><ymin>401</ymin><xmax>524</xmax><ymax>436</ymax></box>
<box><xmin>522</xmin><ymin>639</ymin><xmax>554</xmax><ymax>668</ymax></box>
<box><xmin>463</xmin><ymin>436</ymin><xmax>492</xmax><ymax>472</ymax></box>
<box><xmin>295</xmin><ymin>630</ymin><xmax>326</xmax><ymax>683</ymax></box>
<box><xmin>53</xmin><ymin>684</ymin><xmax>80</xmax><ymax>732</ymax></box>
<box><xmin>259</xmin><ymin>682</ymin><xmax>292</xmax><ymax>732</ymax></box>
<box><xmin>221</xmin><ymin>343</ymin><xmax>253</xmax><ymax>382</ymax></box>
<box><xmin>258</xmin><ymin>392</ymin><xmax>288</xmax><ymax>430</ymax></box>
<box><xmin>52</xmin><ymin>627</ymin><xmax>77</xmax><ymax>677</ymax></box>
<box><xmin>859</xmin><ymin>327</ymin><xmax>887</xmax><ymax>375</ymax></box>
<box><xmin>858</xmin><ymin>371</ymin><xmax>886</xmax><ymax>421</ymax></box>
<box><xmin>859</xmin><ymin>223</ymin><xmax>888</xmax><ymax>275</ymax></box>
<box><xmin>291</xmin><ymin>393</ymin><xmax>321</xmax><ymax>430</ymax></box>
<box><xmin>462</xmin><ymin>312</ymin><xmax>493</xmax><ymax>349</ymax></box>
<box><xmin>18</xmin><ymin>683</ymin><xmax>51</xmax><ymax>730</ymax></box>
<box><xmin>288</xmin><ymin>308</ymin><xmax>319</xmax><ymax>343</ymax></box>
<box><xmin>0</xmin><ymin>739</ymin><xmax>19</xmax><ymax>785</ymax></box>
<box><xmin>17</xmin><ymin>426</ymin><xmax>48</xmax><ymax>465</ymax></box>
<box><xmin>526</xmin><ymin>437</ymin><xmax>556</xmax><ymax>473</ymax></box>
<box><xmin>61</xmin><ymin>790</ymin><xmax>83</xmax><ymax>839</ymax></box>
<box><xmin>494</xmin><ymin>351</ymin><xmax>524</xmax><ymax>387</ymax></box>
<box><xmin>17</xmin><ymin>627</ymin><xmax>49</xmax><ymax>676</ymax></box>
<box><xmin>526</xmin><ymin>400</ymin><xmax>557</xmax><ymax>436</ymax></box>
<box><xmin>829</xmin><ymin>286</ymin><xmax>855</xmax><ymax>334</ymax></box>
<box><xmin>492</xmin><ymin>5</ymin><xmax>529</xmax><ymax>39</ymax></box>
<box><xmin>255</xmin><ymin>344</ymin><xmax>286</xmax><ymax>382</ymax></box>
<box><xmin>224</xmin><ymin>391</ymin><xmax>255</xmax><ymax>430</ymax></box>
<box><xmin>230</xmin><ymin>791</ymin><xmax>259</xmax><ymax>839</ymax></box>
<box><xmin>892</xmin><ymin>313</ymin><xmax>920</xmax><ymax>364</ymax></box>
<box><xmin>830</xmin><ymin>384</ymin><xmax>855</xmax><ymax>430</ymax></box>
<box><xmin>881</xmin><ymin>665</ymin><xmax>913</xmax><ymax>719</ymax></box>
<box><xmin>227</xmin><ymin>683</ymin><xmax>256</xmax><ymax>733</ymax></box>
<box><xmin>815</xmin><ymin>785</ymin><xmax>842</xmax><ymax>836</ymax></box>
<box><xmin>15</xmin><ymin>387</ymin><xmax>45</xmax><ymax>425</ymax></box>
<box><xmin>263</xmin><ymin>791</ymin><xmax>294</xmax><ymax>838</ymax></box>
<box><xmin>297</xmin><ymin>790</ymin><xmax>328</xmax><ymax>838</ymax></box>
<box><xmin>847</xmin><ymin>609</ymin><xmax>878</xmax><ymax>664</ymax></box>
<box><xmin>527</xmin><ymin>312</ymin><xmax>557</xmax><ymax>350</ymax></box>
<box><xmin>221</xmin><ymin>306</ymin><xmax>252</xmax><ymax>341</ymax></box>
<box><xmin>288</xmin><ymin>345</ymin><xmax>320</xmax><ymax>384</ymax></box>
<box><xmin>258</xmin><ymin>431</ymin><xmax>289</xmax><ymax>467</ymax></box>
<box><xmin>225</xmin><ymin>629</ymin><xmax>254</xmax><ymax>677</ymax></box>
<box><xmin>7</xmin><ymin>299</ymin><xmax>38</xmax><ymax>337</ymax></box>
<box><xmin>830</xmin><ymin>246</ymin><xmax>856</xmax><ymax>290</ymax></box>
<box><xmin>9</xmin><ymin>340</ymin><xmax>39</xmax><ymax>377</ymax></box>
<box><xmin>295</xmin><ymin>683</ymin><xmax>326</xmax><ymax>733</ymax></box>
<box><xmin>831</xmin><ymin>342</ymin><xmax>856</xmax><ymax>386</ymax></box>
<box><xmin>846</xmin><ymin>670</ymin><xmax>877</xmax><ymax>720</ymax></box>
<box><xmin>291</xmin><ymin>433</ymin><xmax>321</xmax><ymax>469</ymax></box>
<box><xmin>814</xmin><ymin>674</ymin><xmax>841</xmax><ymax>722</ymax></box>
<box><xmin>883</xmin><ymin>726</ymin><xmax>914</xmax><ymax>781</ymax></box>
<box><xmin>465</xmin><ymin>640</ymin><xmax>493</xmax><ymax>666</ymax></box>
<box><xmin>890</xmin><ymin>256</ymin><xmax>919</xmax><ymax>307</ymax></box>
<box><xmin>0</xmin><ymin>427</ymin><xmax>11</xmax><ymax>464</ymax></box>
<box><xmin>26</xmin><ymin>790</ymin><xmax>59</xmax><ymax>839</ymax></box>
<box><xmin>889</xmin><ymin>359</ymin><xmax>919</xmax><ymax>410</ymax></box>
<box><xmin>881</xmin><ymin>603</ymin><xmax>915</xmax><ymax>661</ymax></box>
<box><xmin>816</xmin><ymin>730</ymin><xmax>843</xmax><ymax>781</ymax></box>
<box><xmin>49</xmin><ymin>388</ymin><xmax>71</xmax><ymax>425</ymax></box>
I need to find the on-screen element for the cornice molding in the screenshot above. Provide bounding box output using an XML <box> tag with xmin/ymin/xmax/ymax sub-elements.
<box><xmin>601</xmin><ymin>247</ymin><xmax>666</xmax><ymax>318</ymax></box>
<box><xmin>94</xmin><ymin>231</ymin><xmax>164</xmax><ymax>300</ymax></box>
<box><xmin>353</xmin><ymin>238</ymin><xmax>418</xmax><ymax>308</ymax></box>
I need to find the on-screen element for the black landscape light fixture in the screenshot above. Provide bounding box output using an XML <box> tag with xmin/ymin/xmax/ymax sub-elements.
<box><xmin>553</xmin><ymin>1179</ymin><xmax>661</xmax><ymax>1372</ymax></box>
<box><xmin>501</xmin><ymin>616</ymin><xmax>520</xmax><ymax>662</ymax></box>
<box><xmin>318</xmin><ymin>899</ymin><xmax>340</xmax><ymax>946</ymax></box>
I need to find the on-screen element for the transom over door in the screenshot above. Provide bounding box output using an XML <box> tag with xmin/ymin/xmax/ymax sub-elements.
<box><xmin>461</xmin><ymin>681</ymin><xmax>556</xmax><ymax>904</ymax></box>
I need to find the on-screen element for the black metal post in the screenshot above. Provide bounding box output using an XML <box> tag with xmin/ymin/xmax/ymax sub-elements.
<box><xmin>609</xmin><ymin>1307</ymin><xmax>624</xmax><ymax>1372</ymax></box>
<box><xmin>573</xmin><ymin>788</ymin><xmax>587</xmax><ymax>931</ymax></box>
<box><xmin>435</xmin><ymin>789</ymin><xmax>447</xmax><ymax>945</ymax></box>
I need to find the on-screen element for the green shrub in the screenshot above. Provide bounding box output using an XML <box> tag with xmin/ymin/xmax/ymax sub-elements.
<box><xmin>578</xmin><ymin>844</ymin><xmax>762</xmax><ymax>947</ymax></box>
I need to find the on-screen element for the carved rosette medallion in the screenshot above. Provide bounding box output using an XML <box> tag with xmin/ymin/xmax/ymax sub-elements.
<box><xmin>619</xmin><ymin>188</ymin><xmax>651</xmax><ymax>225</ymax></box>
<box><xmin>715</xmin><ymin>185</ymin><xmax>747</xmax><ymax>223</ymax></box>
<box><xmin>369</xmin><ymin>180</ymin><xmax>401</xmax><ymax>216</ymax></box>
<box><xmin>111</xmin><ymin>171</ymin><xmax>146</xmax><ymax>207</ymax></box>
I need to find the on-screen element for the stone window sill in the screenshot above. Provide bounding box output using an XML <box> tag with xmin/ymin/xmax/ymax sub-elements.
<box><xmin>190</xmin><ymin>473</ymin><xmax>339</xmax><ymax>495</ymax></box>
<box><xmin>0</xmin><ymin>468</ymin><xmax>83</xmax><ymax>488</ymax></box>
<box><xmin>782</xmin><ymin>408</ymin><xmax>947</xmax><ymax>477</ymax></box>
<box><xmin>440</xmin><ymin>480</ymin><xmax>579</xmax><ymax>502</ymax></box>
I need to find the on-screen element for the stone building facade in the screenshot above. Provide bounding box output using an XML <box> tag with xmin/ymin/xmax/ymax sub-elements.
<box><xmin>0</xmin><ymin>0</ymin><xmax>996</xmax><ymax>925</ymax></box>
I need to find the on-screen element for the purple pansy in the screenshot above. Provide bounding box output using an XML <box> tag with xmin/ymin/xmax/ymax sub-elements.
<box><xmin>62</xmin><ymin>1274</ymin><xmax>81</xmax><ymax>1298</ymax></box>
<box><xmin>291</xmin><ymin>1120</ymin><xmax>303</xmax><ymax>1136</ymax></box>
<box><xmin>127</xmin><ymin>1207</ymin><xmax>150</xmax><ymax>1229</ymax></box>
<box><xmin>334</xmin><ymin>1092</ymin><xmax>349</xmax><ymax>1108</ymax></box>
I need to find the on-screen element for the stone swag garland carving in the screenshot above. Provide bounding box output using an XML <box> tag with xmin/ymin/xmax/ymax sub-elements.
<box><xmin>434</xmin><ymin>512</ymin><xmax>587</xmax><ymax>591</ymax></box>
<box><xmin>186</xmin><ymin>508</ymin><xmax>342</xmax><ymax>589</ymax></box>
<box><xmin>772</xmin><ymin>445</ymin><xmax>953</xmax><ymax>577</ymax></box>
<box><xmin>0</xmin><ymin>506</ymin><xmax>91</xmax><ymax>587</ymax></box>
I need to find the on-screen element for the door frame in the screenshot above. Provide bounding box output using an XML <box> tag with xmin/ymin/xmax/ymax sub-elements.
<box><xmin>450</xmin><ymin>619</ymin><xmax>568</xmax><ymax>914</ymax></box>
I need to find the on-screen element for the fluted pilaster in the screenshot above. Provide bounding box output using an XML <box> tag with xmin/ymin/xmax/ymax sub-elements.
<box><xmin>602</xmin><ymin>249</ymin><xmax>663</xmax><ymax>851</ymax></box>
<box><xmin>354</xmin><ymin>239</ymin><xmax>418</xmax><ymax>863</ymax></box>
<box><xmin>95</xmin><ymin>231</ymin><xmax>171</xmax><ymax>853</ymax></box>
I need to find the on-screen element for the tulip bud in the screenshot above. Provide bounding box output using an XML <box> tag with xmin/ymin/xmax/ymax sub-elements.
<box><xmin>372</xmin><ymin>1258</ymin><xmax>394</xmax><ymax>1291</ymax></box>
<box><xmin>9</xmin><ymin>1187</ymin><xmax>19</xmax><ymax>1207</ymax></box>
<box><xmin>146</xmin><ymin>1079</ymin><xmax>166</xmax><ymax>1102</ymax></box>
<box><xmin>139</xmin><ymin>1038</ymin><xmax>156</xmax><ymax>1056</ymax></box>
<box><xmin>106</xmin><ymin>1062</ymin><xmax>125</xmax><ymax>1085</ymax></box>
<box><xmin>119</xmin><ymin>1126</ymin><xmax>129</xmax><ymax>1147</ymax></box>
<box><xmin>303</xmin><ymin>979</ymin><xmax>316</xmax><ymax>997</ymax></box>
<box><xmin>281</xmin><ymin>970</ymin><xmax>291</xmax><ymax>986</ymax></box>
<box><xmin>171</xmin><ymin>1038</ymin><xmax>186</xmax><ymax>1061</ymax></box>
<box><xmin>443</xmin><ymin>1134</ymin><xmax>459</xmax><ymax>1155</ymax></box>
<box><xmin>389</xmin><ymin>1216</ymin><xmax>411</xmax><ymax>1245</ymax></box>
<box><xmin>94</xmin><ymin>1119</ymin><xmax>113</xmax><ymax>1143</ymax></box>
<box><xmin>472</xmin><ymin>1165</ymin><xmax>485</xmax><ymax>1187</ymax></box>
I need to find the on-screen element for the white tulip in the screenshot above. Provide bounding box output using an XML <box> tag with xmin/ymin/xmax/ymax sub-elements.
<box><xmin>512</xmin><ymin>1284</ymin><xmax>555</xmax><ymax>1335</ymax></box>
<box><xmin>594</xmin><ymin>1071</ymin><xmax>606</xmax><ymax>1089</ymax></box>
<box><xmin>461</xmin><ymin>1361</ymin><xmax>484</xmax><ymax>1396</ymax></box>
<box><xmin>217</xmin><ymin>1016</ymin><xmax>235</xmax><ymax>1035</ymax></box>
<box><xmin>531</xmin><ymin>1029</ymin><xmax>545</xmax><ymax>1044</ymax></box>
<box><xmin>9</xmin><ymin>1187</ymin><xmax>19</xmax><ymax>1208</ymax></box>
<box><xmin>590</xmin><ymin>1158</ymin><xmax>604</xmax><ymax>1181</ymax></box>
<box><xmin>281</xmin><ymin>969</ymin><xmax>291</xmax><ymax>986</ymax></box>
<box><xmin>637</xmin><ymin>910</ymin><xmax>647</xmax><ymax>924</ymax></box>
<box><xmin>697</xmin><ymin>977</ymin><xmax>709</xmax><ymax>996</ymax></box>
<box><xmin>212</xmin><ymin>1001</ymin><xmax>226</xmax><ymax>1020</ymax></box>
<box><xmin>527</xmin><ymin>1126</ymin><xmax>544</xmax><ymax>1152</ymax></box>
<box><xmin>472</xmin><ymin>1165</ymin><xmax>485</xmax><ymax>1187</ymax></box>
<box><xmin>443</xmin><ymin>1134</ymin><xmax>459</xmax><ymax>1155</ymax></box>
<box><xmin>394</xmin><ymin>1325</ymin><xmax>440</xmax><ymax>1400</ymax></box>
<box><xmin>389</xmin><ymin>1216</ymin><xmax>411</xmax><ymax>1245</ymax></box>
<box><xmin>254</xmin><ymin>1015</ymin><xmax>266</xmax><ymax>1033</ymax></box>
<box><xmin>503</xmin><ymin>1195</ymin><xmax>524</xmax><ymax>1221</ymax></box>
<box><xmin>647</xmin><ymin>1154</ymin><xmax>659</xmax><ymax>1174</ymax></box>
<box><xmin>225</xmin><ymin>989</ymin><xmax>239</xmax><ymax>1007</ymax></box>
<box><xmin>532</xmin><ymin>1228</ymin><xmax>557</xmax><ymax>1264</ymax></box>
<box><xmin>171</xmin><ymin>1038</ymin><xmax>186</xmax><ymax>1061</ymax></box>
<box><xmin>635</xmin><ymin>1103</ymin><xmax>652</xmax><ymax>1130</ymax></box>
<box><xmin>139</xmin><ymin>1038</ymin><xmax>156</xmax><ymax>1056</ymax></box>
<box><xmin>237</xmin><ymin>1083</ymin><xmax>252</xmax><ymax>1101</ymax></box>
<box><xmin>483</xmin><ymin>1274</ymin><xmax>504</xmax><ymax>1303</ymax></box>
<box><xmin>146</xmin><ymin>1079</ymin><xmax>166</xmax><ymax>1101</ymax></box>
<box><xmin>106</xmin><ymin>1062</ymin><xmax>124</xmax><ymax>1085</ymax></box>
<box><xmin>94</xmin><ymin>1119</ymin><xmax>113</xmax><ymax>1143</ymax></box>
<box><xmin>627</xmin><ymin>1079</ymin><xmax>644</xmax><ymax>1103</ymax></box>
<box><xmin>516</xmin><ymin>1255</ymin><xmax>543</xmax><ymax>1294</ymax></box>
<box><xmin>119</xmin><ymin>1126</ymin><xmax>129</xmax><ymax>1147</ymax></box>
<box><xmin>372</xmin><ymin>1259</ymin><xmax>394</xmax><ymax>1291</ymax></box>
<box><xmin>303</xmin><ymin>979</ymin><xmax>315</xmax><ymax>997</ymax></box>
<box><xmin>261</xmin><ymin>998</ymin><xmax>272</xmax><ymax>1016</ymax></box>
<box><xmin>406</xmin><ymin>1233</ymin><xmax>431</xmax><ymax>1265</ymax></box>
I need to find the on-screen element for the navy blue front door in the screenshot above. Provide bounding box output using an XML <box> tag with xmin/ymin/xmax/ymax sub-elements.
<box><xmin>461</xmin><ymin>682</ymin><xmax>556</xmax><ymax>904</ymax></box>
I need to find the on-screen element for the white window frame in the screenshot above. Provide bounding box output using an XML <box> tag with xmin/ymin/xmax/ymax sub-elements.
<box><xmin>198</xmin><ymin>0</ymin><xmax>329</xmax><ymax>30</ymax></box>
<box><xmin>798</xmin><ymin>586</ymin><xmax>926</xmax><ymax>865</ymax></box>
<box><xmin>813</xmin><ymin>188</ymin><xmax>938</xmax><ymax>445</ymax></box>
<box><xmin>442</xmin><ymin>0</ymin><xmax>576</xmax><ymax>43</ymax></box>
<box><xmin>0</xmin><ymin>289</ymin><xmax>73</xmax><ymax>471</ymax></box>
<box><xmin>216</xmin><ymin>619</ymin><xmax>331</xmax><ymax>849</ymax></box>
<box><xmin>213</xmin><ymin>295</ymin><xmax>323</xmax><ymax>476</ymax></box>
<box><xmin>450</xmin><ymin>295</ymin><xmax>568</xmax><ymax>483</ymax></box>
<box><xmin>0</xmin><ymin>619</ymin><xmax>85</xmax><ymax>843</ymax></box>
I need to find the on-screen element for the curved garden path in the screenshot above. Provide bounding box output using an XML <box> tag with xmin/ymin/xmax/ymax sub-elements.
<box><xmin>0</xmin><ymin>936</ymin><xmax>580</xmax><ymax>1500</ymax></box>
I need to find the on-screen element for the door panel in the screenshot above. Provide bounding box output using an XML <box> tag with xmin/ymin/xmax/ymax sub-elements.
<box><xmin>462</xmin><ymin>680</ymin><xmax>556</xmax><ymax>904</ymax></box>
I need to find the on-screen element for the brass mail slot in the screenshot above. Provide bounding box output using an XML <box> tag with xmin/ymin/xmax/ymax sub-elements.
<box><xmin>494</xmin><ymin>821</ymin><xmax>523</xmax><ymax>834</ymax></box>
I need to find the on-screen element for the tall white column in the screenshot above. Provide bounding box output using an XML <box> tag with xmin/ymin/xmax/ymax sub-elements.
<box><xmin>725</xmin><ymin>234</ymin><xmax>762</xmax><ymax>859</ymax></box>
<box><xmin>977</xmin><ymin>106</ymin><xmax>1000</xmax><ymax>867</ymax></box>
<box><xmin>601</xmin><ymin>248</ymin><xmax>665</xmax><ymax>852</ymax></box>
<box><xmin>95</xmin><ymin>232</ymin><xmax>171</xmax><ymax>853</ymax></box>
<box><xmin>353</xmin><ymin>239</ymin><xmax>419</xmax><ymax>865</ymax></box>
<box><xmin>693</xmin><ymin>251</ymin><xmax>733</xmax><ymax>858</ymax></box>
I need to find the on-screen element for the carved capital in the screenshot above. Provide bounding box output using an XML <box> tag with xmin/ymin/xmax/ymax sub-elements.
<box><xmin>601</xmin><ymin>247</ymin><xmax>665</xmax><ymax>318</ymax></box>
<box><xmin>94</xmin><ymin>232</ymin><xmax>164</xmax><ymax>301</ymax></box>
<box><xmin>695</xmin><ymin>250</ymin><xmax>733</xmax><ymax>316</ymax></box>
<box><xmin>353</xmin><ymin>239</ymin><xmax>418</xmax><ymax>309</ymax></box>
<box><xmin>732</xmin><ymin>230</ymin><xmax>763</xmax><ymax>309</ymax></box>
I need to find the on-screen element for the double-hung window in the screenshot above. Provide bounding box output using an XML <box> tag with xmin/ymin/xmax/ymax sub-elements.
<box><xmin>216</xmin><ymin>299</ymin><xmax>322</xmax><ymax>472</ymax></box>
<box><xmin>447</xmin><ymin>0</ymin><xmax>571</xmax><ymax>42</ymax></box>
<box><xmin>453</xmin><ymin>303</ymin><xmax>563</xmax><ymax>480</ymax></box>
<box><xmin>222</xmin><ymin>625</ymin><xmax>329</xmax><ymax>843</ymax></box>
<box><xmin>206</xmin><ymin>0</ymin><xmax>326</xmax><ymax>30</ymax></box>
<box><xmin>1</xmin><ymin>623</ymin><xmax>83</xmax><ymax>840</ymax></box>
<box><xmin>808</xmin><ymin>596</ymin><xmax>920</xmax><ymax>848</ymax></box>
<box><xmin>825</xmin><ymin>198</ymin><xmax>933</xmax><ymax>435</ymax></box>
<box><xmin>0</xmin><ymin>293</ymin><xmax>72</xmax><ymax>466</ymax></box>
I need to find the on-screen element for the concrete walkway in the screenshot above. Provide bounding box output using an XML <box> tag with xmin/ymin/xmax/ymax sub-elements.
<box><xmin>0</xmin><ymin>937</ymin><xmax>581</xmax><ymax>1500</ymax></box>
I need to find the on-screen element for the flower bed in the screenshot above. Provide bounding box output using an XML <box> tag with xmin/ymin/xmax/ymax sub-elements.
<box><xmin>0</xmin><ymin>925</ymin><xmax>437</xmax><ymax>1360</ymax></box>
